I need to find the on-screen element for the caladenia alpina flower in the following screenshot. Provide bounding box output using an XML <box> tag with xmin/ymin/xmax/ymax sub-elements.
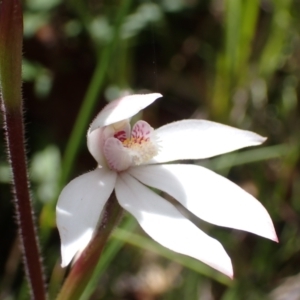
<box><xmin>56</xmin><ymin>93</ymin><xmax>278</xmax><ymax>278</ymax></box>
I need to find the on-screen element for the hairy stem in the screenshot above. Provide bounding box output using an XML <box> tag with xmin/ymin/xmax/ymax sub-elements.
<box><xmin>1</xmin><ymin>108</ymin><xmax>47</xmax><ymax>299</ymax></box>
<box><xmin>0</xmin><ymin>0</ymin><xmax>47</xmax><ymax>298</ymax></box>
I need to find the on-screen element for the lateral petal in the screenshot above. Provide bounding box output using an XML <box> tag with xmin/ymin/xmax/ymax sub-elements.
<box><xmin>129</xmin><ymin>164</ymin><xmax>278</xmax><ymax>242</ymax></box>
<box><xmin>56</xmin><ymin>168</ymin><xmax>117</xmax><ymax>267</ymax></box>
<box><xmin>87</xmin><ymin>127</ymin><xmax>106</xmax><ymax>166</ymax></box>
<box><xmin>115</xmin><ymin>173</ymin><xmax>233</xmax><ymax>278</ymax></box>
<box><xmin>150</xmin><ymin>120</ymin><xmax>266</xmax><ymax>163</ymax></box>
<box><xmin>90</xmin><ymin>93</ymin><xmax>162</xmax><ymax>131</ymax></box>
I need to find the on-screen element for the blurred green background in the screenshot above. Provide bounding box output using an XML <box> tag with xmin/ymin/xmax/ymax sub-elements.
<box><xmin>1</xmin><ymin>0</ymin><xmax>300</xmax><ymax>299</ymax></box>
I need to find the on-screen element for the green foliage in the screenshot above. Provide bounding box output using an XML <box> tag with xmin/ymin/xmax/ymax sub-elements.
<box><xmin>1</xmin><ymin>0</ymin><xmax>300</xmax><ymax>299</ymax></box>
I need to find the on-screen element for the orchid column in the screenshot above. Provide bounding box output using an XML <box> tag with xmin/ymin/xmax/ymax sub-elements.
<box><xmin>0</xmin><ymin>0</ymin><xmax>46</xmax><ymax>298</ymax></box>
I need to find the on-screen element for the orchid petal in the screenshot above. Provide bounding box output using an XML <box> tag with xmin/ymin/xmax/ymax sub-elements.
<box><xmin>90</xmin><ymin>93</ymin><xmax>162</xmax><ymax>131</ymax></box>
<box><xmin>129</xmin><ymin>164</ymin><xmax>278</xmax><ymax>242</ymax></box>
<box><xmin>115</xmin><ymin>173</ymin><xmax>233</xmax><ymax>277</ymax></box>
<box><xmin>131</xmin><ymin>120</ymin><xmax>154</xmax><ymax>140</ymax></box>
<box><xmin>150</xmin><ymin>120</ymin><xmax>266</xmax><ymax>163</ymax></box>
<box><xmin>104</xmin><ymin>137</ymin><xmax>132</xmax><ymax>171</ymax></box>
<box><xmin>56</xmin><ymin>168</ymin><xmax>117</xmax><ymax>267</ymax></box>
<box><xmin>87</xmin><ymin>127</ymin><xmax>106</xmax><ymax>166</ymax></box>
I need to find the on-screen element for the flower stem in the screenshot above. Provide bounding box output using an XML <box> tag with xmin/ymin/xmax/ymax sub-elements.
<box><xmin>1</xmin><ymin>109</ymin><xmax>47</xmax><ymax>299</ymax></box>
<box><xmin>0</xmin><ymin>0</ymin><xmax>46</xmax><ymax>298</ymax></box>
<box><xmin>56</xmin><ymin>194</ymin><xmax>123</xmax><ymax>300</ymax></box>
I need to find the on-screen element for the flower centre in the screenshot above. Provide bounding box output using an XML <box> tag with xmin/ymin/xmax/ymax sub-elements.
<box><xmin>103</xmin><ymin>120</ymin><xmax>158</xmax><ymax>172</ymax></box>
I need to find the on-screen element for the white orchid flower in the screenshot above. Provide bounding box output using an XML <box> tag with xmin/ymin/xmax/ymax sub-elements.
<box><xmin>56</xmin><ymin>93</ymin><xmax>277</xmax><ymax>278</ymax></box>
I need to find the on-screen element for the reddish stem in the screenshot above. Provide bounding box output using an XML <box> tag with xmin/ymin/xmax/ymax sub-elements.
<box><xmin>1</xmin><ymin>107</ymin><xmax>47</xmax><ymax>299</ymax></box>
<box><xmin>0</xmin><ymin>0</ymin><xmax>47</xmax><ymax>298</ymax></box>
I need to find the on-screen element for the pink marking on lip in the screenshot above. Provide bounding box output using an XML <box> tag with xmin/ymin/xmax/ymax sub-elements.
<box><xmin>114</xmin><ymin>130</ymin><xmax>127</xmax><ymax>142</ymax></box>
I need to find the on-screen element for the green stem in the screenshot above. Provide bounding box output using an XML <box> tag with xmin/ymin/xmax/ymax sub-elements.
<box><xmin>56</xmin><ymin>194</ymin><xmax>123</xmax><ymax>300</ymax></box>
<box><xmin>79</xmin><ymin>216</ymin><xmax>137</xmax><ymax>300</ymax></box>
<box><xmin>59</xmin><ymin>0</ymin><xmax>133</xmax><ymax>187</ymax></box>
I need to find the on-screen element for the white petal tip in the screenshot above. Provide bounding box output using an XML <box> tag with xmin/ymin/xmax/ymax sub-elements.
<box><xmin>267</xmin><ymin>226</ymin><xmax>279</xmax><ymax>242</ymax></box>
<box><xmin>258</xmin><ymin>136</ymin><xmax>267</xmax><ymax>144</ymax></box>
<box><xmin>60</xmin><ymin>248</ymin><xmax>74</xmax><ymax>268</ymax></box>
<box><xmin>60</xmin><ymin>255</ymin><xmax>71</xmax><ymax>268</ymax></box>
<box><xmin>150</xmin><ymin>92</ymin><xmax>163</xmax><ymax>99</ymax></box>
<box><xmin>272</xmin><ymin>233</ymin><xmax>279</xmax><ymax>243</ymax></box>
<box><xmin>247</xmin><ymin>132</ymin><xmax>267</xmax><ymax>145</ymax></box>
<box><xmin>217</xmin><ymin>266</ymin><xmax>234</xmax><ymax>279</ymax></box>
<box><xmin>261</xmin><ymin>223</ymin><xmax>278</xmax><ymax>243</ymax></box>
<box><xmin>216</xmin><ymin>260</ymin><xmax>234</xmax><ymax>279</ymax></box>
